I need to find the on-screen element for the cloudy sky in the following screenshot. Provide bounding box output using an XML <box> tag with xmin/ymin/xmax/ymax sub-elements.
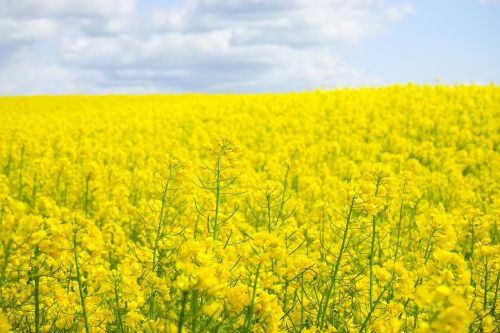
<box><xmin>0</xmin><ymin>0</ymin><xmax>499</xmax><ymax>94</ymax></box>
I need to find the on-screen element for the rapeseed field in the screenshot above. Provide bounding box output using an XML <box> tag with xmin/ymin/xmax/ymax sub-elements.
<box><xmin>0</xmin><ymin>84</ymin><xmax>498</xmax><ymax>332</ymax></box>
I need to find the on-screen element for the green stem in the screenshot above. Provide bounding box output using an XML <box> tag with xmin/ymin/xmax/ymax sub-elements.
<box><xmin>483</xmin><ymin>261</ymin><xmax>489</xmax><ymax>311</ymax></box>
<box><xmin>369</xmin><ymin>215</ymin><xmax>376</xmax><ymax>308</ymax></box>
<box><xmin>178</xmin><ymin>291</ymin><xmax>188</xmax><ymax>333</ymax></box>
<box><xmin>114</xmin><ymin>277</ymin><xmax>124</xmax><ymax>333</ymax></box>
<box><xmin>399</xmin><ymin>228</ymin><xmax>436</xmax><ymax>319</ymax></box>
<box><xmin>213</xmin><ymin>153</ymin><xmax>222</xmax><ymax>241</ymax></box>
<box><xmin>191</xmin><ymin>289</ymin><xmax>198</xmax><ymax>333</ymax></box>
<box><xmin>369</xmin><ymin>178</ymin><xmax>381</xmax><ymax>309</ymax></box>
<box><xmin>318</xmin><ymin>196</ymin><xmax>355</xmax><ymax>330</ymax></box>
<box><xmin>358</xmin><ymin>281</ymin><xmax>392</xmax><ymax>333</ymax></box>
<box><xmin>276</xmin><ymin>165</ymin><xmax>290</xmax><ymax>223</ymax></box>
<box><xmin>0</xmin><ymin>237</ymin><xmax>13</xmax><ymax>286</ymax></box>
<box><xmin>84</xmin><ymin>174</ymin><xmax>90</xmax><ymax>218</ymax></box>
<box><xmin>153</xmin><ymin>171</ymin><xmax>171</xmax><ymax>273</ymax></box>
<box><xmin>394</xmin><ymin>181</ymin><xmax>406</xmax><ymax>260</ymax></box>
<box><xmin>31</xmin><ymin>173</ymin><xmax>37</xmax><ymax>209</ymax></box>
<box><xmin>18</xmin><ymin>144</ymin><xmax>25</xmax><ymax>200</ymax></box>
<box><xmin>245</xmin><ymin>262</ymin><xmax>261</xmax><ymax>333</ymax></box>
<box><xmin>267</xmin><ymin>192</ymin><xmax>272</xmax><ymax>233</ymax></box>
<box><xmin>34</xmin><ymin>246</ymin><xmax>40</xmax><ymax>333</ymax></box>
<box><xmin>73</xmin><ymin>231</ymin><xmax>90</xmax><ymax>333</ymax></box>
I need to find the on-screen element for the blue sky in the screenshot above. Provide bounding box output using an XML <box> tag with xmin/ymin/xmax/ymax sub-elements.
<box><xmin>349</xmin><ymin>0</ymin><xmax>500</xmax><ymax>84</ymax></box>
<box><xmin>0</xmin><ymin>0</ymin><xmax>499</xmax><ymax>94</ymax></box>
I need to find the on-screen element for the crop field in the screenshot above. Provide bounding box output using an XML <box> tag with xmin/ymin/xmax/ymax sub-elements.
<box><xmin>0</xmin><ymin>85</ymin><xmax>498</xmax><ymax>332</ymax></box>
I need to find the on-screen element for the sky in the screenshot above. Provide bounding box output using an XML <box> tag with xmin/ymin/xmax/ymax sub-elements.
<box><xmin>0</xmin><ymin>0</ymin><xmax>499</xmax><ymax>94</ymax></box>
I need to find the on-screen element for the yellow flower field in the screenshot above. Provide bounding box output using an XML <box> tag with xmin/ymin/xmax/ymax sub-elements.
<box><xmin>0</xmin><ymin>84</ymin><xmax>498</xmax><ymax>332</ymax></box>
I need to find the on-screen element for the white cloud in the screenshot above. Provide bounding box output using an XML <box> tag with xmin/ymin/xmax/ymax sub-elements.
<box><xmin>0</xmin><ymin>0</ymin><xmax>412</xmax><ymax>94</ymax></box>
<box><xmin>0</xmin><ymin>51</ymin><xmax>103</xmax><ymax>95</ymax></box>
<box><xmin>151</xmin><ymin>0</ymin><xmax>410</xmax><ymax>45</ymax></box>
<box><xmin>0</xmin><ymin>17</ymin><xmax>56</xmax><ymax>43</ymax></box>
<box><xmin>3</xmin><ymin>0</ymin><xmax>136</xmax><ymax>18</ymax></box>
<box><xmin>386</xmin><ymin>4</ymin><xmax>414</xmax><ymax>21</ymax></box>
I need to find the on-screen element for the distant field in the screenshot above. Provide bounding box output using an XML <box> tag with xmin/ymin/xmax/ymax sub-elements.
<box><xmin>0</xmin><ymin>85</ymin><xmax>498</xmax><ymax>332</ymax></box>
